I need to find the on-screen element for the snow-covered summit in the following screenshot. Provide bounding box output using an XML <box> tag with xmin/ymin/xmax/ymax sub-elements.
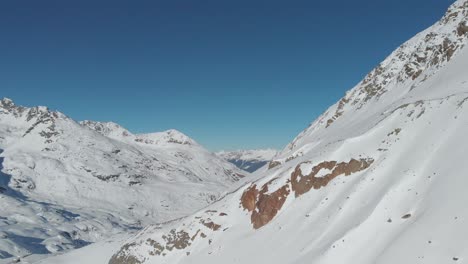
<box><xmin>136</xmin><ymin>129</ymin><xmax>198</xmax><ymax>146</ymax></box>
<box><xmin>80</xmin><ymin>120</ymin><xmax>132</xmax><ymax>140</ymax></box>
<box><xmin>81</xmin><ymin>120</ymin><xmax>198</xmax><ymax>147</ymax></box>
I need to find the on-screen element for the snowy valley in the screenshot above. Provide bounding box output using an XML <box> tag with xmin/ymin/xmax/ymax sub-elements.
<box><xmin>101</xmin><ymin>1</ymin><xmax>468</xmax><ymax>264</ymax></box>
<box><xmin>1</xmin><ymin>0</ymin><xmax>468</xmax><ymax>264</ymax></box>
<box><xmin>216</xmin><ymin>149</ymin><xmax>277</xmax><ymax>172</ymax></box>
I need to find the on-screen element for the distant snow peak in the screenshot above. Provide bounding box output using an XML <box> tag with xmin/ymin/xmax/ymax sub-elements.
<box><xmin>135</xmin><ymin>129</ymin><xmax>197</xmax><ymax>146</ymax></box>
<box><xmin>0</xmin><ymin>97</ymin><xmax>14</xmax><ymax>106</ymax></box>
<box><xmin>80</xmin><ymin>120</ymin><xmax>132</xmax><ymax>139</ymax></box>
<box><xmin>0</xmin><ymin>97</ymin><xmax>24</xmax><ymax>115</ymax></box>
<box><xmin>81</xmin><ymin>120</ymin><xmax>197</xmax><ymax>147</ymax></box>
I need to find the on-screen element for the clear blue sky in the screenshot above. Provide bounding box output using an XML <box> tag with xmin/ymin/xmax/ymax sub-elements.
<box><xmin>0</xmin><ymin>0</ymin><xmax>454</xmax><ymax>151</ymax></box>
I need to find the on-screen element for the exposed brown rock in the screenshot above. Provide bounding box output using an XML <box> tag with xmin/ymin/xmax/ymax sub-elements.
<box><xmin>240</xmin><ymin>185</ymin><xmax>258</xmax><ymax>212</ymax></box>
<box><xmin>108</xmin><ymin>254</ymin><xmax>142</xmax><ymax>264</ymax></box>
<box><xmin>147</xmin><ymin>239</ymin><xmax>165</xmax><ymax>256</ymax></box>
<box><xmin>110</xmin><ymin>211</ymin><xmax>224</xmax><ymax>262</ymax></box>
<box><xmin>191</xmin><ymin>230</ymin><xmax>201</xmax><ymax>241</ymax></box>
<box><xmin>109</xmin><ymin>243</ymin><xmax>142</xmax><ymax>264</ymax></box>
<box><xmin>402</xmin><ymin>213</ymin><xmax>412</xmax><ymax>219</ymax></box>
<box><xmin>268</xmin><ymin>161</ymin><xmax>281</xmax><ymax>169</ymax></box>
<box><xmin>442</xmin><ymin>38</ymin><xmax>457</xmax><ymax>61</ymax></box>
<box><xmin>326</xmin><ymin>97</ymin><xmax>350</xmax><ymax>128</ymax></box>
<box><xmin>201</xmin><ymin>220</ymin><xmax>221</xmax><ymax>231</ymax></box>
<box><xmin>251</xmin><ymin>185</ymin><xmax>290</xmax><ymax>229</ymax></box>
<box><xmin>387</xmin><ymin>128</ymin><xmax>402</xmax><ymax>136</ymax></box>
<box><xmin>241</xmin><ymin>158</ymin><xmax>374</xmax><ymax>229</ymax></box>
<box><xmin>457</xmin><ymin>21</ymin><xmax>468</xmax><ymax>36</ymax></box>
<box><xmin>241</xmin><ymin>182</ymin><xmax>291</xmax><ymax>229</ymax></box>
<box><xmin>291</xmin><ymin>158</ymin><xmax>374</xmax><ymax>197</ymax></box>
<box><xmin>163</xmin><ymin>229</ymin><xmax>192</xmax><ymax>251</ymax></box>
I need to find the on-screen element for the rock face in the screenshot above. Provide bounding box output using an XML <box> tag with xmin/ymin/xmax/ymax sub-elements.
<box><xmin>290</xmin><ymin>158</ymin><xmax>374</xmax><ymax>197</ymax></box>
<box><xmin>457</xmin><ymin>21</ymin><xmax>468</xmax><ymax>35</ymax></box>
<box><xmin>102</xmin><ymin>2</ymin><xmax>468</xmax><ymax>264</ymax></box>
<box><xmin>109</xmin><ymin>210</ymin><xmax>225</xmax><ymax>264</ymax></box>
<box><xmin>240</xmin><ymin>183</ymin><xmax>291</xmax><ymax>229</ymax></box>
<box><xmin>285</xmin><ymin>0</ymin><xmax>468</xmax><ymax>151</ymax></box>
<box><xmin>240</xmin><ymin>158</ymin><xmax>373</xmax><ymax>229</ymax></box>
<box><xmin>0</xmin><ymin>99</ymin><xmax>247</xmax><ymax>262</ymax></box>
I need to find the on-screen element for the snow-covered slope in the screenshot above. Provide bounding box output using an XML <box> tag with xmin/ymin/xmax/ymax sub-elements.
<box><xmin>106</xmin><ymin>1</ymin><xmax>468</xmax><ymax>263</ymax></box>
<box><xmin>216</xmin><ymin>149</ymin><xmax>277</xmax><ymax>172</ymax></box>
<box><xmin>0</xmin><ymin>100</ymin><xmax>246</xmax><ymax>263</ymax></box>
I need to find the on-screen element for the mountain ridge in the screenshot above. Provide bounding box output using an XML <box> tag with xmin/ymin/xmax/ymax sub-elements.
<box><xmin>104</xmin><ymin>1</ymin><xmax>468</xmax><ymax>263</ymax></box>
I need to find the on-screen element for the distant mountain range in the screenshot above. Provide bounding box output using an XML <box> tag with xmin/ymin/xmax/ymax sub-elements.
<box><xmin>0</xmin><ymin>98</ymin><xmax>246</xmax><ymax>262</ymax></box>
<box><xmin>216</xmin><ymin>149</ymin><xmax>277</xmax><ymax>172</ymax></box>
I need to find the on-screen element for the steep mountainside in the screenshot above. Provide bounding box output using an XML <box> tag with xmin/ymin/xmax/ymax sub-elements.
<box><xmin>0</xmin><ymin>100</ymin><xmax>246</xmax><ymax>263</ymax></box>
<box><xmin>105</xmin><ymin>1</ymin><xmax>468</xmax><ymax>264</ymax></box>
<box><xmin>216</xmin><ymin>149</ymin><xmax>277</xmax><ymax>172</ymax></box>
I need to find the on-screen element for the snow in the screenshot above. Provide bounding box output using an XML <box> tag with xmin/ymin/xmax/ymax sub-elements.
<box><xmin>94</xmin><ymin>1</ymin><xmax>468</xmax><ymax>264</ymax></box>
<box><xmin>0</xmin><ymin>101</ymin><xmax>248</xmax><ymax>262</ymax></box>
<box><xmin>34</xmin><ymin>234</ymin><xmax>131</xmax><ymax>264</ymax></box>
<box><xmin>1</xmin><ymin>1</ymin><xmax>468</xmax><ymax>263</ymax></box>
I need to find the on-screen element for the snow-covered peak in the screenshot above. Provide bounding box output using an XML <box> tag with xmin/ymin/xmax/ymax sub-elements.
<box><xmin>0</xmin><ymin>97</ymin><xmax>14</xmax><ymax>107</ymax></box>
<box><xmin>81</xmin><ymin>120</ymin><xmax>198</xmax><ymax>147</ymax></box>
<box><xmin>280</xmin><ymin>0</ymin><xmax>468</xmax><ymax>157</ymax></box>
<box><xmin>80</xmin><ymin>120</ymin><xmax>132</xmax><ymax>140</ymax></box>
<box><xmin>0</xmin><ymin>98</ymin><xmax>66</xmax><ymax>120</ymax></box>
<box><xmin>136</xmin><ymin>129</ymin><xmax>198</xmax><ymax>146</ymax></box>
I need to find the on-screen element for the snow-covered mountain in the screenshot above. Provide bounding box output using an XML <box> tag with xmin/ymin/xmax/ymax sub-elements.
<box><xmin>99</xmin><ymin>1</ymin><xmax>468</xmax><ymax>263</ymax></box>
<box><xmin>0</xmin><ymin>100</ymin><xmax>247</xmax><ymax>263</ymax></box>
<box><xmin>216</xmin><ymin>149</ymin><xmax>277</xmax><ymax>172</ymax></box>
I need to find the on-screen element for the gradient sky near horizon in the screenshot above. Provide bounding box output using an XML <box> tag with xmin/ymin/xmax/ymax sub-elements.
<box><xmin>0</xmin><ymin>0</ymin><xmax>454</xmax><ymax>151</ymax></box>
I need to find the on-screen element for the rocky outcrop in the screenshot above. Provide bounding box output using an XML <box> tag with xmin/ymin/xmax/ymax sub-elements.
<box><xmin>241</xmin><ymin>182</ymin><xmax>290</xmax><ymax>229</ymax></box>
<box><xmin>268</xmin><ymin>161</ymin><xmax>281</xmax><ymax>169</ymax></box>
<box><xmin>240</xmin><ymin>185</ymin><xmax>258</xmax><ymax>212</ymax></box>
<box><xmin>108</xmin><ymin>243</ymin><xmax>142</xmax><ymax>264</ymax></box>
<box><xmin>251</xmin><ymin>185</ymin><xmax>290</xmax><ymax>229</ymax></box>
<box><xmin>458</xmin><ymin>21</ymin><xmax>468</xmax><ymax>36</ymax></box>
<box><xmin>291</xmin><ymin>158</ymin><xmax>374</xmax><ymax>197</ymax></box>
<box><xmin>323</xmin><ymin>1</ymin><xmax>468</xmax><ymax>128</ymax></box>
<box><xmin>109</xmin><ymin>211</ymin><xmax>224</xmax><ymax>263</ymax></box>
<box><xmin>241</xmin><ymin>158</ymin><xmax>374</xmax><ymax>229</ymax></box>
<box><xmin>326</xmin><ymin>97</ymin><xmax>350</xmax><ymax>127</ymax></box>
